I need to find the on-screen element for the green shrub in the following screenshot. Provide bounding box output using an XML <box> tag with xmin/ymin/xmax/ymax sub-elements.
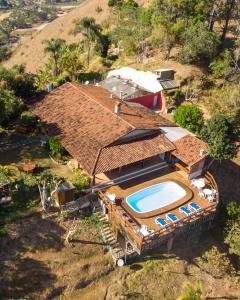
<box><xmin>0</xmin><ymin>46</ymin><xmax>11</xmax><ymax>62</ymax></box>
<box><xmin>164</xmin><ymin>89</ymin><xmax>185</xmax><ymax>107</ymax></box>
<box><xmin>195</xmin><ymin>246</ymin><xmax>235</xmax><ymax>278</ymax></box>
<box><xmin>0</xmin><ymin>166</ymin><xmax>15</xmax><ymax>185</ymax></box>
<box><xmin>48</xmin><ymin>137</ymin><xmax>65</xmax><ymax>159</ymax></box>
<box><xmin>209</xmin><ymin>50</ymin><xmax>231</xmax><ymax>78</ymax></box>
<box><xmin>225</xmin><ymin>201</ymin><xmax>240</xmax><ymax>222</ymax></box>
<box><xmin>177</xmin><ymin>22</ymin><xmax>219</xmax><ymax>64</ymax></box>
<box><xmin>177</xmin><ymin>281</ymin><xmax>203</xmax><ymax>300</ymax></box>
<box><xmin>173</xmin><ymin>104</ymin><xmax>204</xmax><ymax>133</ymax></box>
<box><xmin>70</xmin><ymin>169</ymin><xmax>91</xmax><ymax>193</ymax></box>
<box><xmin>0</xmin><ymin>88</ymin><xmax>21</xmax><ymax>126</ymax></box>
<box><xmin>20</xmin><ymin>111</ymin><xmax>37</xmax><ymax>128</ymax></box>
<box><xmin>198</xmin><ymin>75</ymin><xmax>214</xmax><ymax>90</ymax></box>
<box><xmin>225</xmin><ymin>221</ymin><xmax>240</xmax><ymax>257</ymax></box>
<box><xmin>200</xmin><ymin>114</ymin><xmax>236</xmax><ymax>160</ymax></box>
<box><xmin>224</xmin><ymin>202</ymin><xmax>240</xmax><ymax>258</ymax></box>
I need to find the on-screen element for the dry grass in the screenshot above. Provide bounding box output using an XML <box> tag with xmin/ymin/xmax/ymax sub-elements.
<box><xmin>3</xmin><ymin>0</ymin><xmax>110</xmax><ymax>73</ymax></box>
<box><xmin>0</xmin><ymin>210</ymin><xmax>239</xmax><ymax>300</ymax></box>
<box><xmin>112</xmin><ymin>48</ymin><xmax>203</xmax><ymax>83</ymax></box>
<box><xmin>3</xmin><ymin>0</ymin><xmax>205</xmax><ymax>81</ymax></box>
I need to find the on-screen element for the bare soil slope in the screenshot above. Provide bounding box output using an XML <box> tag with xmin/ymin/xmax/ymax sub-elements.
<box><xmin>3</xmin><ymin>0</ymin><xmax>109</xmax><ymax>73</ymax></box>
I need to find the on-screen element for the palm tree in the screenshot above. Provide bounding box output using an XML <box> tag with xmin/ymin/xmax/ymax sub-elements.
<box><xmin>72</xmin><ymin>17</ymin><xmax>102</xmax><ymax>67</ymax></box>
<box><xmin>43</xmin><ymin>38</ymin><xmax>66</xmax><ymax>77</ymax></box>
<box><xmin>177</xmin><ymin>281</ymin><xmax>204</xmax><ymax>300</ymax></box>
<box><xmin>59</xmin><ymin>43</ymin><xmax>83</xmax><ymax>81</ymax></box>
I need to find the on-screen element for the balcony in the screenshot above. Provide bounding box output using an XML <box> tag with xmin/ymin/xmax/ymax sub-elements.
<box><xmin>98</xmin><ymin>167</ymin><xmax>219</xmax><ymax>254</ymax></box>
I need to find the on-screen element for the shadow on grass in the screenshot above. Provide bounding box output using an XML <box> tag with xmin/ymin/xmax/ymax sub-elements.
<box><xmin>0</xmin><ymin>212</ymin><xmax>66</xmax><ymax>298</ymax></box>
<box><xmin>206</xmin><ymin>297</ymin><xmax>238</xmax><ymax>300</ymax></box>
<box><xmin>70</xmin><ymin>239</ymin><xmax>107</xmax><ymax>246</ymax></box>
<box><xmin>0</xmin><ymin>142</ymin><xmax>49</xmax><ymax>165</ymax></box>
<box><xmin>209</xmin><ymin>159</ymin><xmax>240</xmax><ymax>205</ymax></box>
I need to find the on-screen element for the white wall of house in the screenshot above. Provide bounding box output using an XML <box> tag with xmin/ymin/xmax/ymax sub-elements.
<box><xmin>188</xmin><ymin>159</ymin><xmax>206</xmax><ymax>179</ymax></box>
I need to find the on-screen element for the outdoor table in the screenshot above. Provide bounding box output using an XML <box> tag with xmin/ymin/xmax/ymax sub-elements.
<box><xmin>194</xmin><ymin>180</ymin><xmax>205</xmax><ymax>189</ymax></box>
<box><xmin>203</xmin><ymin>188</ymin><xmax>213</xmax><ymax>196</ymax></box>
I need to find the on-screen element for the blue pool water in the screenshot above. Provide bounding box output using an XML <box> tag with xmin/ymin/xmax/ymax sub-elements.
<box><xmin>126</xmin><ymin>181</ymin><xmax>186</xmax><ymax>214</ymax></box>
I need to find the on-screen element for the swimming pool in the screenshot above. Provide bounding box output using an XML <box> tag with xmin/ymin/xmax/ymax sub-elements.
<box><xmin>126</xmin><ymin>181</ymin><xmax>187</xmax><ymax>214</ymax></box>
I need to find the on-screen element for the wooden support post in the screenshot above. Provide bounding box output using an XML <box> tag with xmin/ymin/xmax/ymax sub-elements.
<box><xmin>167</xmin><ymin>236</ymin><xmax>174</xmax><ymax>253</ymax></box>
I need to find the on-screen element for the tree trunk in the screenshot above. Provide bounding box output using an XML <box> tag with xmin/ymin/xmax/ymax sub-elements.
<box><xmin>208</xmin><ymin>8</ymin><xmax>216</xmax><ymax>31</ymax></box>
<box><xmin>221</xmin><ymin>0</ymin><xmax>236</xmax><ymax>43</ymax></box>
<box><xmin>38</xmin><ymin>181</ymin><xmax>48</xmax><ymax>211</ymax></box>
<box><xmin>87</xmin><ymin>38</ymin><xmax>90</xmax><ymax>67</ymax></box>
<box><xmin>53</xmin><ymin>55</ymin><xmax>58</xmax><ymax>77</ymax></box>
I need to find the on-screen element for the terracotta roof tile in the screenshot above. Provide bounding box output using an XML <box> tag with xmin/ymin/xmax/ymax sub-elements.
<box><xmin>30</xmin><ymin>83</ymin><xmax>173</xmax><ymax>174</ymax></box>
<box><xmin>172</xmin><ymin>135</ymin><xmax>208</xmax><ymax>166</ymax></box>
<box><xmin>95</xmin><ymin>134</ymin><xmax>175</xmax><ymax>174</ymax></box>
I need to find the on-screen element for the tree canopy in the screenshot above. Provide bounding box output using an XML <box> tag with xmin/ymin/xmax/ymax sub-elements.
<box><xmin>43</xmin><ymin>38</ymin><xmax>66</xmax><ymax>76</ymax></box>
<box><xmin>224</xmin><ymin>202</ymin><xmax>240</xmax><ymax>258</ymax></box>
<box><xmin>72</xmin><ymin>17</ymin><xmax>102</xmax><ymax>67</ymax></box>
<box><xmin>201</xmin><ymin>114</ymin><xmax>237</xmax><ymax>161</ymax></box>
<box><xmin>173</xmin><ymin>104</ymin><xmax>204</xmax><ymax>133</ymax></box>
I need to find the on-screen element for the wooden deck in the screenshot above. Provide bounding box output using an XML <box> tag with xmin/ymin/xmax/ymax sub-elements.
<box><xmin>98</xmin><ymin>168</ymin><xmax>219</xmax><ymax>254</ymax></box>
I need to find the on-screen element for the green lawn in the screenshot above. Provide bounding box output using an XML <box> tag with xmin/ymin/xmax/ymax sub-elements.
<box><xmin>0</xmin><ymin>141</ymin><xmax>73</xmax><ymax>179</ymax></box>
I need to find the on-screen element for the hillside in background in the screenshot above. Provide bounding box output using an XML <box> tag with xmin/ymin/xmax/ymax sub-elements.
<box><xmin>3</xmin><ymin>0</ymin><xmax>110</xmax><ymax>73</ymax></box>
<box><xmin>2</xmin><ymin>0</ymin><xmax>204</xmax><ymax>80</ymax></box>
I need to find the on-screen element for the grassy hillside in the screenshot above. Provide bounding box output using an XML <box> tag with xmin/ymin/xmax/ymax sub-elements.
<box><xmin>1</xmin><ymin>211</ymin><xmax>239</xmax><ymax>299</ymax></box>
<box><xmin>3</xmin><ymin>0</ymin><xmax>110</xmax><ymax>73</ymax></box>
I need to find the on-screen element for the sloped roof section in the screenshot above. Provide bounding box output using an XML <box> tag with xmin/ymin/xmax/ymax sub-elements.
<box><xmin>95</xmin><ymin>134</ymin><xmax>175</xmax><ymax>174</ymax></box>
<box><xmin>30</xmin><ymin>83</ymin><xmax>173</xmax><ymax>174</ymax></box>
<box><xmin>72</xmin><ymin>83</ymin><xmax>172</xmax><ymax>128</ymax></box>
<box><xmin>172</xmin><ymin>135</ymin><xmax>208</xmax><ymax>167</ymax></box>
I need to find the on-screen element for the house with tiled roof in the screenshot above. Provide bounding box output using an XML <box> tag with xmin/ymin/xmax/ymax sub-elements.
<box><xmin>100</xmin><ymin>67</ymin><xmax>179</xmax><ymax>112</ymax></box>
<box><xmin>30</xmin><ymin>82</ymin><xmax>218</xmax><ymax>262</ymax></box>
<box><xmin>30</xmin><ymin>82</ymin><xmax>207</xmax><ymax>179</ymax></box>
<box><xmin>30</xmin><ymin>82</ymin><xmax>176</xmax><ymax>177</ymax></box>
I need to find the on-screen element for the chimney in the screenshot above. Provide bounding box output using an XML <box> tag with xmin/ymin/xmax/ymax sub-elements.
<box><xmin>200</xmin><ymin>149</ymin><xmax>206</xmax><ymax>157</ymax></box>
<box><xmin>115</xmin><ymin>101</ymin><xmax>121</xmax><ymax>115</ymax></box>
<box><xmin>120</xmin><ymin>90</ymin><xmax>124</xmax><ymax>99</ymax></box>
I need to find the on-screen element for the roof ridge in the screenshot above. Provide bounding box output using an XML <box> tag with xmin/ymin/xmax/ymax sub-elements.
<box><xmin>70</xmin><ymin>82</ymin><xmax>135</xmax><ymax>131</ymax></box>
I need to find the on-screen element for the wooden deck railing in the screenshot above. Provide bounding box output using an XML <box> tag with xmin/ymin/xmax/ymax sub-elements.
<box><xmin>98</xmin><ymin>171</ymin><xmax>219</xmax><ymax>253</ymax></box>
<box><xmin>142</xmin><ymin>201</ymin><xmax>218</xmax><ymax>245</ymax></box>
<box><xmin>98</xmin><ymin>191</ymin><xmax>143</xmax><ymax>251</ymax></box>
<box><xmin>175</xmin><ymin>163</ymin><xmax>190</xmax><ymax>174</ymax></box>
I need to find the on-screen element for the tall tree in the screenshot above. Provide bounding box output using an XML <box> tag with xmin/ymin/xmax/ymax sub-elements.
<box><xmin>59</xmin><ymin>43</ymin><xmax>83</xmax><ymax>81</ymax></box>
<box><xmin>112</xmin><ymin>4</ymin><xmax>152</xmax><ymax>60</ymax></box>
<box><xmin>43</xmin><ymin>38</ymin><xmax>66</xmax><ymax>77</ymax></box>
<box><xmin>221</xmin><ymin>0</ymin><xmax>236</xmax><ymax>43</ymax></box>
<box><xmin>178</xmin><ymin>21</ymin><xmax>220</xmax><ymax>64</ymax></box>
<box><xmin>201</xmin><ymin>113</ymin><xmax>237</xmax><ymax>161</ymax></box>
<box><xmin>72</xmin><ymin>17</ymin><xmax>102</xmax><ymax>67</ymax></box>
<box><xmin>0</xmin><ymin>18</ymin><xmax>15</xmax><ymax>40</ymax></box>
